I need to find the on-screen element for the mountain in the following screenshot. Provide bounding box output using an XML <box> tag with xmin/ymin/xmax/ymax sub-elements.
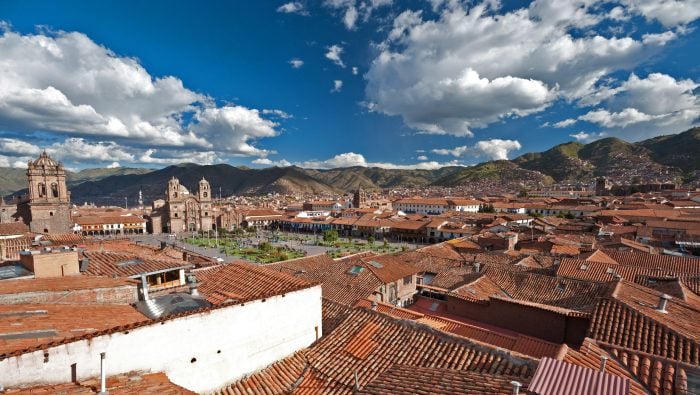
<box><xmin>0</xmin><ymin>166</ymin><xmax>153</xmax><ymax>197</ymax></box>
<box><xmin>68</xmin><ymin>164</ymin><xmax>340</xmax><ymax>205</ymax></box>
<box><xmin>3</xmin><ymin>128</ymin><xmax>698</xmax><ymax>203</ymax></box>
<box><xmin>638</xmin><ymin>127</ymin><xmax>700</xmax><ymax>175</ymax></box>
<box><xmin>432</xmin><ymin>160</ymin><xmax>554</xmax><ymax>187</ymax></box>
<box><xmin>303</xmin><ymin>166</ymin><xmax>462</xmax><ymax>190</ymax></box>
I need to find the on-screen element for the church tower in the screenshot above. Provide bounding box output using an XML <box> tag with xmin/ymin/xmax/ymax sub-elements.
<box><xmin>198</xmin><ymin>178</ymin><xmax>211</xmax><ymax>202</ymax></box>
<box><xmin>198</xmin><ymin>178</ymin><xmax>213</xmax><ymax>231</ymax></box>
<box><xmin>353</xmin><ymin>187</ymin><xmax>367</xmax><ymax>209</ymax></box>
<box><xmin>26</xmin><ymin>151</ymin><xmax>71</xmax><ymax>233</ymax></box>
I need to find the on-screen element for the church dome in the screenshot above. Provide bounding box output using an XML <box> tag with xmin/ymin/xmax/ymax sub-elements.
<box><xmin>31</xmin><ymin>151</ymin><xmax>61</xmax><ymax>168</ymax></box>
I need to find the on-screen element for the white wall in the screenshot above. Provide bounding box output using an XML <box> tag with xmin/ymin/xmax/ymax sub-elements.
<box><xmin>0</xmin><ymin>285</ymin><xmax>322</xmax><ymax>393</ymax></box>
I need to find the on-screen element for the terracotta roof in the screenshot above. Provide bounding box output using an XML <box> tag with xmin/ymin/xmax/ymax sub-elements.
<box><xmin>556</xmin><ymin>257</ymin><xmax>699</xmax><ymax>284</ymax></box>
<box><xmin>588</xmin><ymin>281</ymin><xmax>700</xmax><ymax>364</ymax></box>
<box><xmin>194</xmin><ymin>262</ymin><xmax>313</xmax><ymax>305</ymax></box>
<box><xmin>604</xmin><ymin>250</ymin><xmax>700</xmax><ymax>273</ymax></box>
<box><xmin>82</xmin><ymin>251</ymin><xmax>193</xmax><ymax>278</ymax></box>
<box><xmin>356</xmin><ymin>365</ymin><xmax>533</xmax><ymax>395</ymax></box>
<box><xmin>529</xmin><ymin>357</ymin><xmax>630</xmax><ymax>395</ymax></box>
<box><xmin>451</xmin><ymin>266</ymin><xmax>613</xmax><ymax>313</ymax></box>
<box><xmin>4</xmin><ymin>372</ymin><xmax>195</xmax><ymax>394</ymax></box>
<box><xmin>0</xmin><ymin>222</ymin><xmax>29</xmax><ymax>236</ymax></box>
<box><xmin>0</xmin><ymin>303</ymin><xmax>147</xmax><ymax>356</ymax></box>
<box><xmin>220</xmin><ymin>307</ymin><xmax>538</xmax><ymax>394</ymax></box>
<box><xmin>0</xmin><ymin>276</ymin><xmax>137</xmax><ymax>295</ymax></box>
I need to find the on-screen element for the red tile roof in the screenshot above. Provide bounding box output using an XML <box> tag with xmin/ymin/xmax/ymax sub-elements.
<box><xmin>194</xmin><ymin>262</ymin><xmax>313</xmax><ymax>305</ymax></box>
<box><xmin>588</xmin><ymin>281</ymin><xmax>700</xmax><ymax>364</ymax></box>
<box><xmin>4</xmin><ymin>372</ymin><xmax>195</xmax><ymax>394</ymax></box>
<box><xmin>82</xmin><ymin>251</ymin><xmax>193</xmax><ymax>278</ymax></box>
<box><xmin>0</xmin><ymin>303</ymin><xmax>148</xmax><ymax>356</ymax></box>
<box><xmin>0</xmin><ymin>275</ymin><xmax>137</xmax><ymax>295</ymax></box>
<box><xmin>220</xmin><ymin>307</ymin><xmax>538</xmax><ymax>394</ymax></box>
<box><xmin>356</xmin><ymin>365</ymin><xmax>533</xmax><ymax>395</ymax></box>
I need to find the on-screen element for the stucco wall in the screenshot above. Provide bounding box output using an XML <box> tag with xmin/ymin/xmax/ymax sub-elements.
<box><xmin>0</xmin><ymin>285</ymin><xmax>322</xmax><ymax>393</ymax></box>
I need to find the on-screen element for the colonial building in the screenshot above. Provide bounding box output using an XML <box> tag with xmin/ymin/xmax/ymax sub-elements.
<box><xmin>155</xmin><ymin>177</ymin><xmax>215</xmax><ymax>233</ymax></box>
<box><xmin>0</xmin><ymin>152</ymin><xmax>72</xmax><ymax>233</ymax></box>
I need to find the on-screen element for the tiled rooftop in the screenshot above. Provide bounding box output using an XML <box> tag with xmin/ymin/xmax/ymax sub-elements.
<box><xmin>0</xmin><ymin>276</ymin><xmax>137</xmax><ymax>295</ymax></box>
<box><xmin>4</xmin><ymin>372</ymin><xmax>195</xmax><ymax>394</ymax></box>
<box><xmin>82</xmin><ymin>251</ymin><xmax>193</xmax><ymax>278</ymax></box>
<box><xmin>220</xmin><ymin>306</ymin><xmax>538</xmax><ymax>394</ymax></box>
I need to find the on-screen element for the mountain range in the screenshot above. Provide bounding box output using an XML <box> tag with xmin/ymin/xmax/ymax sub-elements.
<box><xmin>1</xmin><ymin>128</ymin><xmax>698</xmax><ymax>205</ymax></box>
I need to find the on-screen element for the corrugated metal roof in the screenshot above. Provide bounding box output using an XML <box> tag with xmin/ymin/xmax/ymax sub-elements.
<box><xmin>528</xmin><ymin>357</ymin><xmax>629</xmax><ymax>395</ymax></box>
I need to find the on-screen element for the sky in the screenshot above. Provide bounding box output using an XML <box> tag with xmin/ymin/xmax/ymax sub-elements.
<box><xmin>0</xmin><ymin>0</ymin><xmax>698</xmax><ymax>170</ymax></box>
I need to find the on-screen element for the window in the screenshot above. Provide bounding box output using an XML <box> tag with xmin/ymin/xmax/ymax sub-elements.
<box><xmin>51</xmin><ymin>183</ymin><xmax>59</xmax><ymax>198</ymax></box>
<box><xmin>203</xmin><ymin>192</ymin><xmax>208</xmax><ymax>198</ymax></box>
<box><xmin>403</xmin><ymin>275</ymin><xmax>412</xmax><ymax>285</ymax></box>
<box><xmin>38</xmin><ymin>183</ymin><xmax>46</xmax><ymax>198</ymax></box>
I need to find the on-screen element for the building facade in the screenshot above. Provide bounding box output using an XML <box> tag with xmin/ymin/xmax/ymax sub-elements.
<box><xmin>164</xmin><ymin>177</ymin><xmax>214</xmax><ymax>233</ymax></box>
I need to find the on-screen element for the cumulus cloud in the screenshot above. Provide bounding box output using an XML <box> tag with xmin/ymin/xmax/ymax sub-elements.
<box><xmin>262</xmin><ymin>109</ymin><xmax>293</xmax><ymax>119</ymax></box>
<box><xmin>570</xmin><ymin>131</ymin><xmax>607</xmax><ymax>142</ymax></box>
<box><xmin>277</xmin><ymin>2</ymin><xmax>309</xmax><ymax>16</ymax></box>
<box><xmin>621</xmin><ymin>0</ymin><xmax>700</xmax><ymax>27</ymax></box>
<box><xmin>432</xmin><ymin>139</ymin><xmax>522</xmax><ymax>160</ymax></box>
<box><xmin>288</xmin><ymin>58</ymin><xmax>304</xmax><ymax>68</ymax></box>
<box><xmin>352</xmin><ymin>67</ymin><xmax>358</xmax><ymax>75</ymax></box>
<box><xmin>331</xmin><ymin>80</ymin><xmax>344</xmax><ymax>93</ymax></box>
<box><xmin>366</xmin><ymin>0</ymin><xmax>686</xmax><ymax>136</ymax></box>
<box><xmin>0</xmin><ymin>27</ymin><xmax>281</xmax><ymax>166</ymax></box>
<box><xmin>553</xmin><ymin>118</ymin><xmax>578</xmax><ymax>128</ymax></box>
<box><xmin>296</xmin><ymin>152</ymin><xmax>461</xmax><ymax>169</ymax></box>
<box><xmin>0</xmin><ymin>138</ymin><xmax>41</xmax><ymax>156</ymax></box>
<box><xmin>325</xmin><ymin>44</ymin><xmax>345</xmax><ymax>68</ymax></box>
<box><xmin>107</xmin><ymin>161</ymin><xmax>121</xmax><ymax>168</ymax></box>
<box><xmin>252</xmin><ymin>157</ymin><xmax>292</xmax><ymax>167</ymax></box>
<box><xmin>576</xmin><ymin>73</ymin><xmax>700</xmax><ymax>139</ymax></box>
<box><xmin>416</xmin><ymin>155</ymin><xmax>428</xmax><ymax>161</ymax></box>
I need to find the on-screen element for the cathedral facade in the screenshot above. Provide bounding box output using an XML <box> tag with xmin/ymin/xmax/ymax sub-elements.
<box><xmin>0</xmin><ymin>152</ymin><xmax>72</xmax><ymax>233</ymax></box>
<box><xmin>161</xmin><ymin>177</ymin><xmax>215</xmax><ymax>233</ymax></box>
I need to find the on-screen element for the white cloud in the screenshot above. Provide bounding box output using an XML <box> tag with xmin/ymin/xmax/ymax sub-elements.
<box><xmin>331</xmin><ymin>80</ymin><xmax>344</xmax><ymax>93</ymax></box>
<box><xmin>297</xmin><ymin>152</ymin><xmax>462</xmax><ymax>169</ymax></box>
<box><xmin>570</xmin><ymin>131</ymin><xmax>607</xmax><ymax>142</ymax></box>
<box><xmin>0</xmin><ymin>27</ymin><xmax>280</xmax><ymax>165</ymax></box>
<box><xmin>325</xmin><ymin>44</ymin><xmax>345</xmax><ymax>68</ymax></box>
<box><xmin>46</xmin><ymin>138</ymin><xmax>135</xmax><ymax>162</ymax></box>
<box><xmin>622</xmin><ymin>0</ymin><xmax>700</xmax><ymax>27</ymax></box>
<box><xmin>417</xmin><ymin>155</ymin><xmax>428</xmax><ymax>160</ymax></box>
<box><xmin>553</xmin><ymin>118</ymin><xmax>578</xmax><ymax>128</ymax></box>
<box><xmin>107</xmin><ymin>161</ymin><xmax>121</xmax><ymax>168</ymax></box>
<box><xmin>642</xmin><ymin>31</ymin><xmax>677</xmax><ymax>45</ymax></box>
<box><xmin>324</xmin><ymin>0</ymin><xmax>392</xmax><ymax>30</ymax></box>
<box><xmin>262</xmin><ymin>109</ymin><xmax>293</xmax><ymax>119</ymax></box>
<box><xmin>576</xmin><ymin>73</ymin><xmax>700</xmax><ymax>139</ymax></box>
<box><xmin>277</xmin><ymin>2</ymin><xmax>309</xmax><ymax>16</ymax></box>
<box><xmin>288</xmin><ymin>58</ymin><xmax>304</xmax><ymax>68</ymax></box>
<box><xmin>366</xmin><ymin>0</ymin><xmax>685</xmax><ymax>137</ymax></box>
<box><xmin>0</xmin><ymin>138</ymin><xmax>41</xmax><ymax>156</ymax></box>
<box><xmin>352</xmin><ymin>67</ymin><xmax>359</xmax><ymax>75</ymax></box>
<box><xmin>0</xmin><ymin>154</ymin><xmax>32</xmax><ymax>168</ymax></box>
<box><xmin>432</xmin><ymin>139</ymin><xmax>522</xmax><ymax>160</ymax></box>
<box><xmin>252</xmin><ymin>157</ymin><xmax>292</xmax><ymax>167</ymax></box>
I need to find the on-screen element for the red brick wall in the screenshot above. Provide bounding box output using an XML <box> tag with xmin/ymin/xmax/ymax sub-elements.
<box><xmin>446</xmin><ymin>295</ymin><xmax>589</xmax><ymax>345</ymax></box>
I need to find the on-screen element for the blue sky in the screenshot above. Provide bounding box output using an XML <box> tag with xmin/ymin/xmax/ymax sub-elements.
<box><xmin>0</xmin><ymin>0</ymin><xmax>698</xmax><ymax>170</ymax></box>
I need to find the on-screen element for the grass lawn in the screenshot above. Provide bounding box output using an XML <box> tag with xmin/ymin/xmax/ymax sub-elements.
<box><xmin>184</xmin><ymin>237</ymin><xmax>306</xmax><ymax>264</ymax></box>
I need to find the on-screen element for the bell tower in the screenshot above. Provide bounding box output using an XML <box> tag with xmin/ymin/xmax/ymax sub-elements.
<box><xmin>26</xmin><ymin>151</ymin><xmax>71</xmax><ymax>233</ymax></box>
<box><xmin>198</xmin><ymin>178</ymin><xmax>211</xmax><ymax>202</ymax></box>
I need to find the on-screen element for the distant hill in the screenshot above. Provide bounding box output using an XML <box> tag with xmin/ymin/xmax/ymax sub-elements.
<box><xmin>0</xmin><ymin>166</ymin><xmax>153</xmax><ymax>197</ymax></box>
<box><xmin>2</xmin><ymin>127</ymin><xmax>698</xmax><ymax>203</ymax></box>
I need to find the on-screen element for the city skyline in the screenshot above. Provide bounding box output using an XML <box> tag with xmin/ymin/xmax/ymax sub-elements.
<box><xmin>0</xmin><ymin>0</ymin><xmax>698</xmax><ymax>170</ymax></box>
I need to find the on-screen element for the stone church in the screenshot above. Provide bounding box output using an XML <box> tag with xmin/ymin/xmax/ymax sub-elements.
<box><xmin>0</xmin><ymin>152</ymin><xmax>72</xmax><ymax>233</ymax></box>
<box><xmin>149</xmin><ymin>177</ymin><xmax>215</xmax><ymax>234</ymax></box>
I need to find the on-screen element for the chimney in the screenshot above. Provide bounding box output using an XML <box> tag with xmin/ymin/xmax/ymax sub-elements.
<box><xmin>99</xmin><ymin>352</ymin><xmax>107</xmax><ymax>394</ymax></box>
<box><xmin>657</xmin><ymin>293</ymin><xmax>672</xmax><ymax>313</ymax></box>
<box><xmin>188</xmin><ymin>274</ymin><xmax>199</xmax><ymax>297</ymax></box>
<box><xmin>474</xmin><ymin>262</ymin><xmax>481</xmax><ymax>273</ymax></box>
<box><xmin>140</xmin><ymin>274</ymin><xmax>149</xmax><ymax>301</ymax></box>
<box><xmin>510</xmin><ymin>380</ymin><xmax>522</xmax><ymax>395</ymax></box>
<box><xmin>371</xmin><ymin>300</ymin><xmax>378</xmax><ymax>311</ymax></box>
<box><xmin>600</xmin><ymin>355</ymin><xmax>608</xmax><ymax>373</ymax></box>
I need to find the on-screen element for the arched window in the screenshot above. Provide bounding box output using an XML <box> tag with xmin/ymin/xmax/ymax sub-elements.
<box><xmin>38</xmin><ymin>183</ymin><xmax>46</xmax><ymax>198</ymax></box>
<box><xmin>203</xmin><ymin>192</ymin><xmax>208</xmax><ymax>198</ymax></box>
<box><xmin>51</xmin><ymin>183</ymin><xmax>59</xmax><ymax>198</ymax></box>
<box><xmin>173</xmin><ymin>192</ymin><xmax>178</xmax><ymax>198</ymax></box>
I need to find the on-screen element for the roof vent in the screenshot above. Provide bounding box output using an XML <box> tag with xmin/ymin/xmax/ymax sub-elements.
<box><xmin>657</xmin><ymin>293</ymin><xmax>672</xmax><ymax>313</ymax></box>
<box><xmin>580</xmin><ymin>264</ymin><xmax>588</xmax><ymax>271</ymax></box>
<box><xmin>474</xmin><ymin>262</ymin><xmax>481</xmax><ymax>272</ymax></box>
<box><xmin>600</xmin><ymin>355</ymin><xmax>608</xmax><ymax>373</ymax></box>
<box><xmin>371</xmin><ymin>300</ymin><xmax>378</xmax><ymax>311</ymax></box>
<box><xmin>613</xmin><ymin>273</ymin><xmax>622</xmax><ymax>280</ymax></box>
<box><xmin>510</xmin><ymin>380</ymin><xmax>522</xmax><ymax>395</ymax></box>
<box><xmin>606</xmin><ymin>267</ymin><xmax>614</xmax><ymax>274</ymax></box>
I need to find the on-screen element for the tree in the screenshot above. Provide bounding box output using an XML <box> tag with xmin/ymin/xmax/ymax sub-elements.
<box><xmin>368</xmin><ymin>235</ymin><xmax>375</xmax><ymax>245</ymax></box>
<box><xmin>323</xmin><ymin>229</ymin><xmax>339</xmax><ymax>243</ymax></box>
<box><xmin>518</xmin><ymin>189</ymin><xmax>528</xmax><ymax>198</ymax></box>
